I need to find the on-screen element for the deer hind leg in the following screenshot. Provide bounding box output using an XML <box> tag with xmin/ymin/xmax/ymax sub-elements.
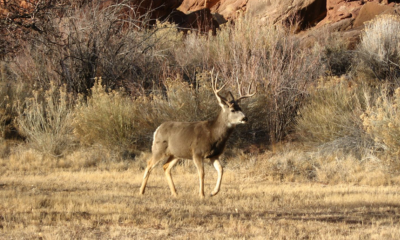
<box><xmin>211</xmin><ymin>159</ymin><xmax>223</xmax><ymax>196</ymax></box>
<box><xmin>139</xmin><ymin>159</ymin><xmax>154</xmax><ymax>195</ymax></box>
<box><xmin>139</xmin><ymin>154</ymin><xmax>170</xmax><ymax>195</ymax></box>
<box><xmin>163</xmin><ymin>158</ymin><xmax>179</xmax><ymax>197</ymax></box>
<box><xmin>193</xmin><ymin>155</ymin><xmax>205</xmax><ymax>198</ymax></box>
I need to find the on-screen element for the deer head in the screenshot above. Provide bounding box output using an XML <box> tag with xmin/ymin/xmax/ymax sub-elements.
<box><xmin>211</xmin><ymin>73</ymin><xmax>256</xmax><ymax>127</ymax></box>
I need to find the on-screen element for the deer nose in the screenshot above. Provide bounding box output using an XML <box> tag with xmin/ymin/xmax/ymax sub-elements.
<box><xmin>242</xmin><ymin>116</ymin><xmax>248</xmax><ymax>123</ymax></box>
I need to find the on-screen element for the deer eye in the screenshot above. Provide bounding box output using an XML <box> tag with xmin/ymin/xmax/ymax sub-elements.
<box><xmin>230</xmin><ymin>109</ymin><xmax>235</xmax><ymax>113</ymax></box>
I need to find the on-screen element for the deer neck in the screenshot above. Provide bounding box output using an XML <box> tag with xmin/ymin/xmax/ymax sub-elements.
<box><xmin>210</xmin><ymin>111</ymin><xmax>235</xmax><ymax>141</ymax></box>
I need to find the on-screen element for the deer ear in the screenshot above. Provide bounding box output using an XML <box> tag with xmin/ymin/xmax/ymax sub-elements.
<box><xmin>227</xmin><ymin>91</ymin><xmax>236</xmax><ymax>102</ymax></box>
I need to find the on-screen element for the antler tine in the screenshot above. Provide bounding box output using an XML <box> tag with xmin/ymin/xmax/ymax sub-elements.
<box><xmin>212</xmin><ymin>72</ymin><xmax>228</xmax><ymax>94</ymax></box>
<box><xmin>211</xmin><ymin>72</ymin><xmax>229</xmax><ymax>103</ymax></box>
<box><xmin>236</xmin><ymin>78</ymin><xmax>257</xmax><ymax>102</ymax></box>
<box><xmin>236</xmin><ymin>77</ymin><xmax>243</xmax><ymax>97</ymax></box>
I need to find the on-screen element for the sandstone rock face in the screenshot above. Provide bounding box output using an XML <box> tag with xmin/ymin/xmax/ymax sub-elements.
<box><xmin>178</xmin><ymin>0</ymin><xmax>400</xmax><ymax>48</ymax></box>
<box><xmin>247</xmin><ymin>0</ymin><xmax>327</xmax><ymax>29</ymax></box>
<box><xmin>318</xmin><ymin>0</ymin><xmax>400</xmax><ymax>30</ymax></box>
<box><xmin>179</xmin><ymin>0</ymin><xmax>247</xmax><ymax>21</ymax></box>
<box><xmin>179</xmin><ymin>0</ymin><xmax>400</xmax><ymax>30</ymax></box>
<box><xmin>180</xmin><ymin>0</ymin><xmax>328</xmax><ymax>27</ymax></box>
<box><xmin>352</xmin><ymin>1</ymin><xmax>399</xmax><ymax>28</ymax></box>
<box><xmin>169</xmin><ymin>8</ymin><xmax>219</xmax><ymax>34</ymax></box>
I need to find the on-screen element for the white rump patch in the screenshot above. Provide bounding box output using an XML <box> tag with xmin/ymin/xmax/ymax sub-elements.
<box><xmin>152</xmin><ymin>126</ymin><xmax>161</xmax><ymax>148</ymax></box>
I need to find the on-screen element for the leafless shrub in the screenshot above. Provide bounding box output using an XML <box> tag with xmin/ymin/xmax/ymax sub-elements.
<box><xmin>4</xmin><ymin>1</ymin><xmax>179</xmax><ymax>94</ymax></box>
<box><xmin>173</xmin><ymin>15</ymin><xmax>322</xmax><ymax>144</ymax></box>
<box><xmin>314</xmin><ymin>30</ymin><xmax>352</xmax><ymax>77</ymax></box>
<box><xmin>0</xmin><ymin>62</ymin><xmax>30</xmax><ymax>140</ymax></box>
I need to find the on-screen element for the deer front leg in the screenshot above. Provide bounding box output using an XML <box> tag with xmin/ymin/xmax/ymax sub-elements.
<box><xmin>211</xmin><ymin>159</ymin><xmax>223</xmax><ymax>196</ymax></box>
<box><xmin>193</xmin><ymin>155</ymin><xmax>205</xmax><ymax>198</ymax></box>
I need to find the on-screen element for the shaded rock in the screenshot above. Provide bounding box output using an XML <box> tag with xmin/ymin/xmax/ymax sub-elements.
<box><xmin>169</xmin><ymin>8</ymin><xmax>219</xmax><ymax>34</ymax></box>
<box><xmin>179</xmin><ymin>0</ymin><xmax>247</xmax><ymax>20</ymax></box>
<box><xmin>181</xmin><ymin>0</ymin><xmax>328</xmax><ymax>30</ymax></box>
<box><xmin>98</xmin><ymin>0</ymin><xmax>183</xmax><ymax>21</ymax></box>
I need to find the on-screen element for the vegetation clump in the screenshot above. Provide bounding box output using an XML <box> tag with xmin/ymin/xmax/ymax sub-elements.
<box><xmin>0</xmin><ymin>2</ymin><xmax>400</xmax><ymax>180</ymax></box>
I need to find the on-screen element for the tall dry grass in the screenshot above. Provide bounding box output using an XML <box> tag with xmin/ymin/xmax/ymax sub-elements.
<box><xmin>296</xmin><ymin>76</ymin><xmax>368</xmax><ymax>152</ymax></box>
<box><xmin>249</xmin><ymin>148</ymin><xmax>393</xmax><ymax>185</ymax></box>
<box><xmin>361</xmin><ymin>87</ymin><xmax>400</xmax><ymax>171</ymax></box>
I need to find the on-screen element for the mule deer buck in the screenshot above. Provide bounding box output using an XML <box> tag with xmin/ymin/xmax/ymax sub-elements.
<box><xmin>139</xmin><ymin>73</ymin><xmax>256</xmax><ymax>198</ymax></box>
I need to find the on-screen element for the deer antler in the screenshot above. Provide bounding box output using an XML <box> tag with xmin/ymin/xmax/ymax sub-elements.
<box><xmin>211</xmin><ymin>71</ymin><xmax>230</xmax><ymax>105</ymax></box>
<box><xmin>236</xmin><ymin>78</ymin><xmax>257</xmax><ymax>102</ymax></box>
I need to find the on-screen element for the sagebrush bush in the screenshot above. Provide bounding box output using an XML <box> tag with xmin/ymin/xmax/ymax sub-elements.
<box><xmin>73</xmin><ymin>78</ymin><xmax>140</xmax><ymax>150</ymax></box>
<box><xmin>357</xmin><ymin>14</ymin><xmax>400</xmax><ymax>81</ymax></box>
<box><xmin>361</xmin><ymin>87</ymin><xmax>400</xmax><ymax>171</ymax></box>
<box><xmin>296</xmin><ymin>76</ymin><xmax>368</xmax><ymax>152</ymax></box>
<box><xmin>73</xmin><ymin>74</ymin><xmax>220</xmax><ymax>151</ymax></box>
<box><xmin>17</xmin><ymin>82</ymin><xmax>74</xmax><ymax>156</ymax></box>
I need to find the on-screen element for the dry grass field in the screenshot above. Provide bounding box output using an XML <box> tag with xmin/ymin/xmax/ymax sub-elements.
<box><xmin>1</xmin><ymin>149</ymin><xmax>400</xmax><ymax>240</ymax></box>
